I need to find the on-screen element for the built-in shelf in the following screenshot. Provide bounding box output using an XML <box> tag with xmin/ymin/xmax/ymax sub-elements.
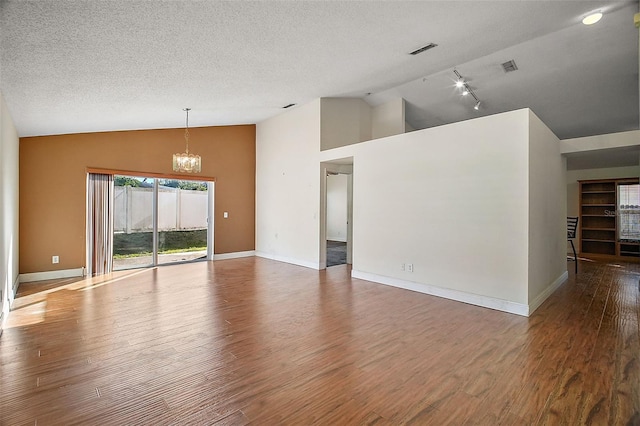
<box><xmin>579</xmin><ymin>178</ymin><xmax>640</xmax><ymax>261</ymax></box>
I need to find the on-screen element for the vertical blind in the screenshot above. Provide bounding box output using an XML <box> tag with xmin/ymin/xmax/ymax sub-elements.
<box><xmin>86</xmin><ymin>173</ymin><xmax>114</xmax><ymax>276</ymax></box>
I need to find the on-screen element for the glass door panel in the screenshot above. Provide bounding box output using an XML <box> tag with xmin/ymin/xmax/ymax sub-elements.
<box><xmin>156</xmin><ymin>179</ymin><xmax>209</xmax><ymax>265</ymax></box>
<box><xmin>618</xmin><ymin>184</ymin><xmax>640</xmax><ymax>241</ymax></box>
<box><xmin>113</xmin><ymin>176</ymin><xmax>155</xmax><ymax>270</ymax></box>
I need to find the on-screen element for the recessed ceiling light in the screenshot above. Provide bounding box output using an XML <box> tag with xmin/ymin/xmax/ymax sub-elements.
<box><xmin>582</xmin><ymin>12</ymin><xmax>603</xmax><ymax>25</ymax></box>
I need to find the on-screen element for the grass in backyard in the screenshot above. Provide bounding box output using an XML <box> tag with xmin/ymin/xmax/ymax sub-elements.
<box><xmin>113</xmin><ymin>246</ymin><xmax>206</xmax><ymax>259</ymax></box>
<box><xmin>114</xmin><ymin>230</ymin><xmax>207</xmax><ymax>255</ymax></box>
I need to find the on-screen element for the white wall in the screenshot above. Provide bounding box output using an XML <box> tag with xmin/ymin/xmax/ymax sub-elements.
<box><xmin>561</xmin><ymin>130</ymin><xmax>640</xmax><ymax>153</ymax></box>
<box><xmin>320</xmin><ymin>97</ymin><xmax>407</xmax><ymax>151</ymax></box>
<box><xmin>260</xmin><ymin>102</ymin><xmax>569</xmax><ymax>315</ymax></box>
<box><xmin>321</xmin><ymin>109</ymin><xmax>532</xmax><ymax>310</ymax></box>
<box><xmin>326</xmin><ymin>174</ymin><xmax>348</xmax><ymax>242</ymax></box>
<box><xmin>527</xmin><ymin>111</ymin><xmax>567</xmax><ymax>309</ymax></box>
<box><xmin>256</xmin><ymin>100</ymin><xmax>322</xmax><ymax>268</ymax></box>
<box><xmin>0</xmin><ymin>91</ymin><xmax>20</xmax><ymax>329</ymax></box>
<box><xmin>405</xmin><ymin>121</ymin><xmax>415</xmax><ymax>133</ymax></box>
<box><xmin>320</xmin><ymin>98</ymin><xmax>371</xmax><ymax>151</ymax></box>
<box><xmin>372</xmin><ymin>98</ymin><xmax>405</xmax><ymax>140</ymax></box>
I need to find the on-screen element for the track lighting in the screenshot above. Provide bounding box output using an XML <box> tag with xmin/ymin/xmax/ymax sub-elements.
<box><xmin>453</xmin><ymin>69</ymin><xmax>482</xmax><ymax>112</ymax></box>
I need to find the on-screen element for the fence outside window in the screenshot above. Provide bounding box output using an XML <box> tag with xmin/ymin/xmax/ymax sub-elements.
<box><xmin>114</xmin><ymin>185</ymin><xmax>208</xmax><ymax>234</ymax></box>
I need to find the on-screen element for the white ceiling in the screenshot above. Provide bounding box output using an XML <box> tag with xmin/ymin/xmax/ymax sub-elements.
<box><xmin>0</xmin><ymin>1</ymin><xmax>638</xmax><ymax>141</ymax></box>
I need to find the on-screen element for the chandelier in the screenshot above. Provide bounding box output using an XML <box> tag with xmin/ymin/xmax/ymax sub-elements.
<box><xmin>172</xmin><ymin>108</ymin><xmax>201</xmax><ymax>173</ymax></box>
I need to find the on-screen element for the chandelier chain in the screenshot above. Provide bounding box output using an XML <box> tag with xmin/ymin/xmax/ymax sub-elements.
<box><xmin>184</xmin><ymin>108</ymin><xmax>191</xmax><ymax>154</ymax></box>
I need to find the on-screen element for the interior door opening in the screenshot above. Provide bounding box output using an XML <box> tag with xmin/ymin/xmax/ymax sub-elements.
<box><xmin>321</xmin><ymin>159</ymin><xmax>353</xmax><ymax>269</ymax></box>
<box><xmin>326</xmin><ymin>172</ymin><xmax>349</xmax><ymax>267</ymax></box>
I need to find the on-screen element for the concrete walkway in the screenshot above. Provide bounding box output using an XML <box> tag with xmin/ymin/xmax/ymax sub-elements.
<box><xmin>113</xmin><ymin>250</ymin><xmax>207</xmax><ymax>270</ymax></box>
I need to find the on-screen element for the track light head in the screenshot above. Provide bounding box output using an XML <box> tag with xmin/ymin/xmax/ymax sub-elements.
<box><xmin>455</xmin><ymin>80</ymin><xmax>465</xmax><ymax>88</ymax></box>
<box><xmin>474</xmin><ymin>101</ymin><xmax>481</xmax><ymax>111</ymax></box>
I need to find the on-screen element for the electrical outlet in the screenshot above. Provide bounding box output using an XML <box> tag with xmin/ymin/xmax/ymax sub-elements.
<box><xmin>401</xmin><ymin>263</ymin><xmax>405</xmax><ymax>271</ymax></box>
<box><xmin>223</xmin><ymin>212</ymin><xmax>229</xmax><ymax>218</ymax></box>
<box><xmin>52</xmin><ymin>255</ymin><xmax>59</xmax><ymax>264</ymax></box>
<box><xmin>407</xmin><ymin>263</ymin><xmax>413</xmax><ymax>272</ymax></box>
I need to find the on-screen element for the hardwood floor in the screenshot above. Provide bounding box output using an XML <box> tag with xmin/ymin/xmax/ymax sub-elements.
<box><xmin>1</xmin><ymin>257</ymin><xmax>638</xmax><ymax>425</ymax></box>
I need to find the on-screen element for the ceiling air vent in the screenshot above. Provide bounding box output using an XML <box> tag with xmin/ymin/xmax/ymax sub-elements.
<box><xmin>502</xmin><ymin>60</ymin><xmax>518</xmax><ymax>73</ymax></box>
<box><xmin>409</xmin><ymin>43</ymin><xmax>438</xmax><ymax>55</ymax></box>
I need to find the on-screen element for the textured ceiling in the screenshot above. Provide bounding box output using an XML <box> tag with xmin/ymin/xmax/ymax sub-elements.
<box><xmin>0</xmin><ymin>1</ymin><xmax>638</xmax><ymax>140</ymax></box>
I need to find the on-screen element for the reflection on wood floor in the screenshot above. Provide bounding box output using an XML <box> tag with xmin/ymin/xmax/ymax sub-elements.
<box><xmin>1</xmin><ymin>257</ymin><xmax>639</xmax><ymax>424</ymax></box>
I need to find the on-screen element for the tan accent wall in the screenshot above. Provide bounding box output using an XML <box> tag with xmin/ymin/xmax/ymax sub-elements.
<box><xmin>19</xmin><ymin>125</ymin><xmax>255</xmax><ymax>274</ymax></box>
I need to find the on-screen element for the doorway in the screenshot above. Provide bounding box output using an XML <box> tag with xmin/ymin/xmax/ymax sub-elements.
<box><xmin>326</xmin><ymin>173</ymin><xmax>348</xmax><ymax>267</ymax></box>
<box><xmin>321</xmin><ymin>159</ymin><xmax>353</xmax><ymax>269</ymax></box>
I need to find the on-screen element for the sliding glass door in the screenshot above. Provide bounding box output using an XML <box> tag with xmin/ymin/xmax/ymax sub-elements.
<box><xmin>157</xmin><ymin>179</ymin><xmax>209</xmax><ymax>265</ymax></box>
<box><xmin>113</xmin><ymin>175</ymin><xmax>213</xmax><ymax>270</ymax></box>
<box><xmin>113</xmin><ymin>176</ymin><xmax>155</xmax><ymax>269</ymax></box>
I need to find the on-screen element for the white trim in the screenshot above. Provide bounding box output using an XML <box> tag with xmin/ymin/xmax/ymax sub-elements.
<box><xmin>10</xmin><ymin>275</ymin><xmax>19</xmax><ymax>302</ymax></box>
<box><xmin>207</xmin><ymin>181</ymin><xmax>215</xmax><ymax>261</ymax></box>
<box><xmin>19</xmin><ymin>268</ymin><xmax>85</xmax><ymax>283</ymax></box>
<box><xmin>528</xmin><ymin>271</ymin><xmax>568</xmax><ymax>315</ymax></box>
<box><xmin>255</xmin><ymin>252</ymin><xmax>320</xmax><ymax>270</ymax></box>
<box><xmin>213</xmin><ymin>250</ymin><xmax>256</xmax><ymax>261</ymax></box>
<box><xmin>327</xmin><ymin>237</ymin><xmax>347</xmax><ymax>243</ymax></box>
<box><xmin>351</xmin><ymin>270</ymin><xmax>530</xmax><ymax>317</ymax></box>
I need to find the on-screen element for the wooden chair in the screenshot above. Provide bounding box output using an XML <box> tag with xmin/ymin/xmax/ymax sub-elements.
<box><xmin>567</xmin><ymin>217</ymin><xmax>579</xmax><ymax>274</ymax></box>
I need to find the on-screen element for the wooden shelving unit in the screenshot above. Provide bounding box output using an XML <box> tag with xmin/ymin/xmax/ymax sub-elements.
<box><xmin>579</xmin><ymin>178</ymin><xmax>640</xmax><ymax>261</ymax></box>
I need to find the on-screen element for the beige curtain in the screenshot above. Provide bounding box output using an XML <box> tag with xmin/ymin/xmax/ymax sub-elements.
<box><xmin>86</xmin><ymin>173</ymin><xmax>114</xmax><ymax>276</ymax></box>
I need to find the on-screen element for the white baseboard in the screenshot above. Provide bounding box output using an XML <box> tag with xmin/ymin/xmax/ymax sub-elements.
<box><xmin>213</xmin><ymin>250</ymin><xmax>256</xmax><ymax>261</ymax></box>
<box><xmin>255</xmin><ymin>252</ymin><xmax>320</xmax><ymax>270</ymax></box>
<box><xmin>528</xmin><ymin>271</ymin><xmax>568</xmax><ymax>315</ymax></box>
<box><xmin>351</xmin><ymin>270</ymin><xmax>530</xmax><ymax>317</ymax></box>
<box><xmin>19</xmin><ymin>267</ymin><xmax>85</xmax><ymax>283</ymax></box>
<box><xmin>10</xmin><ymin>275</ymin><xmax>19</xmax><ymax>303</ymax></box>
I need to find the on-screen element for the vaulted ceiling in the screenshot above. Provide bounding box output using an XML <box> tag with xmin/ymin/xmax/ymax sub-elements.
<box><xmin>1</xmin><ymin>1</ymin><xmax>638</xmax><ymax>140</ymax></box>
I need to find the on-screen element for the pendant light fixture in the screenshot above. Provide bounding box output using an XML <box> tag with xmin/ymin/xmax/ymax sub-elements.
<box><xmin>172</xmin><ymin>108</ymin><xmax>201</xmax><ymax>173</ymax></box>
